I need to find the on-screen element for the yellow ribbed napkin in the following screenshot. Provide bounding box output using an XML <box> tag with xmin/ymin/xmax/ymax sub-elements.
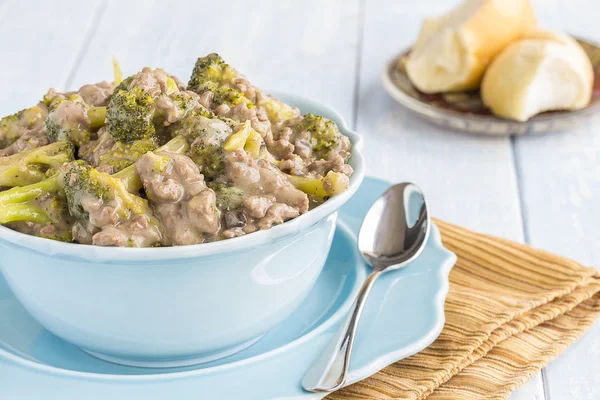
<box><xmin>328</xmin><ymin>219</ymin><xmax>600</xmax><ymax>400</ymax></box>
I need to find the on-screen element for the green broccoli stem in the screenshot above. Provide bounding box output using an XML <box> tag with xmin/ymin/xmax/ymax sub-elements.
<box><xmin>0</xmin><ymin>175</ymin><xmax>60</xmax><ymax>224</ymax></box>
<box><xmin>0</xmin><ymin>175</ymin><xmax>60</xmax><ymax>205</ymax></box>
<box><xmin>285</xmin><ymin>171</ymin><xmax>349</xmax><ymax>200</ymax></box>
<box><xmin>0</xmin><ymin>142</ymin><xmax>74</xmax><ymax>187</ymax></box>
<box><xmin>0</xmin><ymin>165</ymin><xmax>46</xmax><ymax>187</ymax></box>
<box><xmin>87</xmin><ymin>107</ymin><xmax>106</xmax><ymax>130</ymax></box>
<box><xmin>0</xmin><ymin>203</ymin><xmax>51</xmax><ymax>224</ymax></box>
<box><xmin>114</xmin><ymin>135</ymin><xmax>189</xmax><ymax>193</ymax></box>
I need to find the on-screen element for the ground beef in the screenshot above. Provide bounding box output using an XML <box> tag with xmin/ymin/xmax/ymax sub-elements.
<box><xmin>0</xmin><ymin>130</ymin><xmax>50</xmax><ymax>157</ymax></box>
<box><xmin>78</xmin><ymin>128</ymin><xmax>116</xmax><ymax>168</ymax></box>
<box><xmin>242</xmin><ymin>196</ymin><xmax>273</xmax><ymax>219</ymax></box>
<box><xmin>46</xmin><ymin>96</ymin><xmax>91</xmax><ymax>144</ymax></box>
<box><xmin>138</xmin><ymin>152</ymin><xmax>206</xmax><ymax>202</ymax></box>
<box><xmin>256</xmin><ymin>159</ymin><xmax>309</xmax><ymax>212</ymax></box>
<box><xmin>128</xmin><ymin>68</ymin><xmax>199</xmax><ymax>127</ymax></box>
<box><xmin>269</xmin><ymin>132</ymin><xmax>295</xmax><ymax>160</ymax></box>
<box><xmin>72</xmin><ymin>195</ymin><xmax>162</xmax><ymax>248</ymax></box>
<box><xmin>45</xmin><ymin>81</ymin><xmax>115</xmax><ymax>108</ymax></box>
<box><xmin>72</xmin><ymin>221</ymin><xmax>96</xmax><ymax>244</ymax></box>
<box><xmin>198</xmin><ymin>91</ymin><xmax>214</xmax><ymax>109</ymax></box>
<box><xmin>156</xmin><ymin>90</ymin><xmax>200</xmax><ymax>126</ymax></box>
<box><xmin>294</xmin><ymin>139</ymin><xmax>312</xmax><ymax>159</ymax></box>
<box><xmin>220</xmin><ymin>150</ymin><xmax>309</xmax><ymax>234</ymax></box>
<box><xmin>225</xmin><ymin>150</ymin><xmax>308</xmax><ymax>213</ymax></box>
<box><xmin>135</xmin><ymin>151</ymin><xmax>220</xmax><ymax>245</ymax></box>
<box><xmin>77</xmin><ymin>81</ymin><xmax>114</xmax><ymax>106</ymax></box>
<box><xmin>0</xmin><ymin>104</ymin><xmax>49</xmax><ymax>156</ymax></box>
<box><xmin>277</xmin><ymin>155</ymin><xmax>307</xmax><ymax>177</ymax></box>
<box><xmin>91</xmin><ymin>215</ymin><xmax>158</xmax><ymax>247</ymax></box>
<box><xmin>44</xmin><ymin>89</ymin><xmax>68</xmax><ymax>106</ymax></box>
<box><xmin>214</xmin><ymin>101</ymin><xmax>271</xmax><ymax>140</ymax></box>
<box><xmin>130</xmin><ymin>67</ymin><xmax>173</xmax><ymax>97</ymax></box>
<box><xmin>233</xmin><ymin>76</ymin><xmax>257</xmax><ymax>100</ymax></box>
<box><xmin>187</xmin><ymin>189</ymin><xmax>220</xmax><ymax>233</ymax></box>
<box><xmin>256</xmin><ymin>203</ymin><xmax>299</xmax><ymax>230</ymax></box>
<box><xmin>308</xmin><ymin>153</ymin><xmax>354</xmax><ymax>177</ymax></box>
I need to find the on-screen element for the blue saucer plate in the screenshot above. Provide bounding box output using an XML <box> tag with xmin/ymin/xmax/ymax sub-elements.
<box><xmin>0</xmin><ymin>177</ymin><xmax>456</xmax><ymax>399</ymax></box>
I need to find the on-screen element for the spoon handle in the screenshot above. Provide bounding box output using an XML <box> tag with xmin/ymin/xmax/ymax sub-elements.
<box><xmin>302</xmin><ymin>269</ymin><xmax>382</xmax><ymax>392</ymax></box>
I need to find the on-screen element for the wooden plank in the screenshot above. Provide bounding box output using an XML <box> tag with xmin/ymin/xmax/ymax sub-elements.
<box><xmin>67</xmin><ymin>0</ymin><xmax>360</xmax><ymax>122</ymax></box>
<box><xmin>356</xmin><ymin>1</ymin><xmax>545</xmax><ymax>399</ymax></box>
<box><xmin>0</xmin><ymin>0</ymin><xmax>106</xmax><ymax>115</ymax></box>
<box><xmin>515</xmin><ymin>2</ymin><xmax>600</xmax><ymax>398</ymax></box>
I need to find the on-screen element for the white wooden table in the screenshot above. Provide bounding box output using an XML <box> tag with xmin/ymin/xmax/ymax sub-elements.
<box><xmin>1</xmin><ymin>0</ymin><xmax>598</xmax><ymax>398</ymax></box>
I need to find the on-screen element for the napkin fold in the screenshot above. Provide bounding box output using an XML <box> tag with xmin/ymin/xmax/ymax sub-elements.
<box><xmin>328</xmin><ymin>219</ymin><xmax>600</xmax><ymax>400</ymax></box>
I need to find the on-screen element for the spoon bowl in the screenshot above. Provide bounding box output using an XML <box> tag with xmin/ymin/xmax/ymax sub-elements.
<box><xmin>358</xmin><ymin>183</ymin><xmax>430</xmax><ymax>269</ymax></box>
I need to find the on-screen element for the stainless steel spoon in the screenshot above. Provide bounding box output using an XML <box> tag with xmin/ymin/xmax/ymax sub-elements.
<box><xmin>302</xmin><ymin>182</ymin><xmax>431</xmax><ymax>393</ymax></box>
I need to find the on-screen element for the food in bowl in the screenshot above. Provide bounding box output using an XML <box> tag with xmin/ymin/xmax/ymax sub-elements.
<box><xmin>0</xmin><ymin>82</ymin><xmax>364</xmax><ymax>368</ymax></box>
<box><xmin>0</xmin><ymin>54</ymin><xmax>353</xmax><ymax>247</ymax></box>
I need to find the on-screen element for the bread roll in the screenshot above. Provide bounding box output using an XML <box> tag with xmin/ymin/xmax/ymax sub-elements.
<box><xmin>481</xmin><ymin>30</ymin><xmax>594</xmax><ymax>121</ymax></box>
<box><xmin>405</xmin><ymin>0</ymin><xmax>537</xmax><ymax>93</ymax></box>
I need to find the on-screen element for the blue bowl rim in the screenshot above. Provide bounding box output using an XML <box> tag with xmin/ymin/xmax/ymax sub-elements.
<box><xmin>0</xmin><ymin>92</ymin><xmax>366</xmax><ymax>262</ymax></box>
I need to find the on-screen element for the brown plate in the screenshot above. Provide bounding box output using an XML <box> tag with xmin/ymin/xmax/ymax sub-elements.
<box><xmin>381</xmin><ymin>37</ymin><xmax>600</xmax><ymax>135</ymax></box>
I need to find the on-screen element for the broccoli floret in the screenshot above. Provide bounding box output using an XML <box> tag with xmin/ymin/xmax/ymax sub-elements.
<box><xmin>61</xmin><ymin>161</ymin><xmax>150</xmax><ymax>222</ymax></box>
<box><xmin>97</xmin><ymin>137</ymin><xmax>158</xmax><ymax>173</ymax></box>
<box><xmin>113</xmin><ymin>75</ymin><xmax>134</xmax><ymax>94</ymax></box>
<box><xmin>0</xmin><ymin>141</ymin><xmax>74</xmax><ymax>187</ymax></box>
<box><xmin>168</xmin><ymin>109</ymin><xmax>232</xmax><ymax>180</ymax></box>
<box><xmin>213</xmin><ymin>87</ymin><xmax>254</xmax><ymax>109</ymax></box>
<box><xmin>0</xmin><ymin>104</ymin><xmax>48</xmax><ymax>149</ymax></box>
<box><xmin>169</xmin><ymin>108</ymin><xmax>218</xmax><ymax>137</ymax></box>
<box><xmin>59</xmin><ymin>161</ymin><xmax>163</xmax><ymax>247</ymax></box>
<box><xmin>188</xmin><ymin>53</ymin><xmax>236</xmax><ymax>93</ymax></box>
<box><xmin>46</xmin><ymin>95</ymin><xmax>105</xmax><ymax>147</ymax></box>
<box><xmin>106</xmin><ymin>69</ymin><xmax>198</xmax><ymax>143</ymax></box>
<box><xmin>171</xmin><ymin>92</ymin><xmax>199</xmax><ymax>115</ymax></box>
<box><xmin>106</xmin><ymin>86</ymin><xmax>156</xmax><ymax>142</ymax></box>
<box><xmin>58</xmin><ymin>161</ymin><xmax>108</xmax><ymax>221</ymax></box>
<box><xmin>285</xmin><ymin>171</ymin><xmax>349</xmax><ymax>201</ymax></box>
<box><xmin>292</xmin><ymin>114</ymin><xmax>343</xmax><ymax>159</ymax></box>
<box><xmin>192</xmin><ymin>144</ymin><xmax>226</xmax><ymax>181</ymax></box>
<box><xmin>208</xmin><ymin>182</ymin><xmax>246</xmax><ymax>211</ymax></box>
<box><xmin>188</xmin><ymin>53</ymin><xmax>254</xmax><ymax>109</ymax></box>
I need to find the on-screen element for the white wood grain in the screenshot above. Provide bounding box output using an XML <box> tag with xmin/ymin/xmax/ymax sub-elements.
<box><xmin>356</xmin><ymin>1</ymin><xmax>545</xmax><ymax>399</ymax></box>
<box><xmin>0</xmin><ymin>0</ymin><xmax>106</xmax><ymax>115</ymax></box>
<box><xmin>515</xmin><ymin>2</ymin><xmax>600</xmax><ymax>398</ymax></box>
<box><xmin>66</xmin><ymin>0</ymin><xmax>360</xmax><ymax>124</ymax></box>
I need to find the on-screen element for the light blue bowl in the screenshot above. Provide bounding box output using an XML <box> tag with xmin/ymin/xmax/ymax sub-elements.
<box><xmin>0</xmin><ymin>93</ymin><xmax>365</xmax><ymax>368</ymax></box>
